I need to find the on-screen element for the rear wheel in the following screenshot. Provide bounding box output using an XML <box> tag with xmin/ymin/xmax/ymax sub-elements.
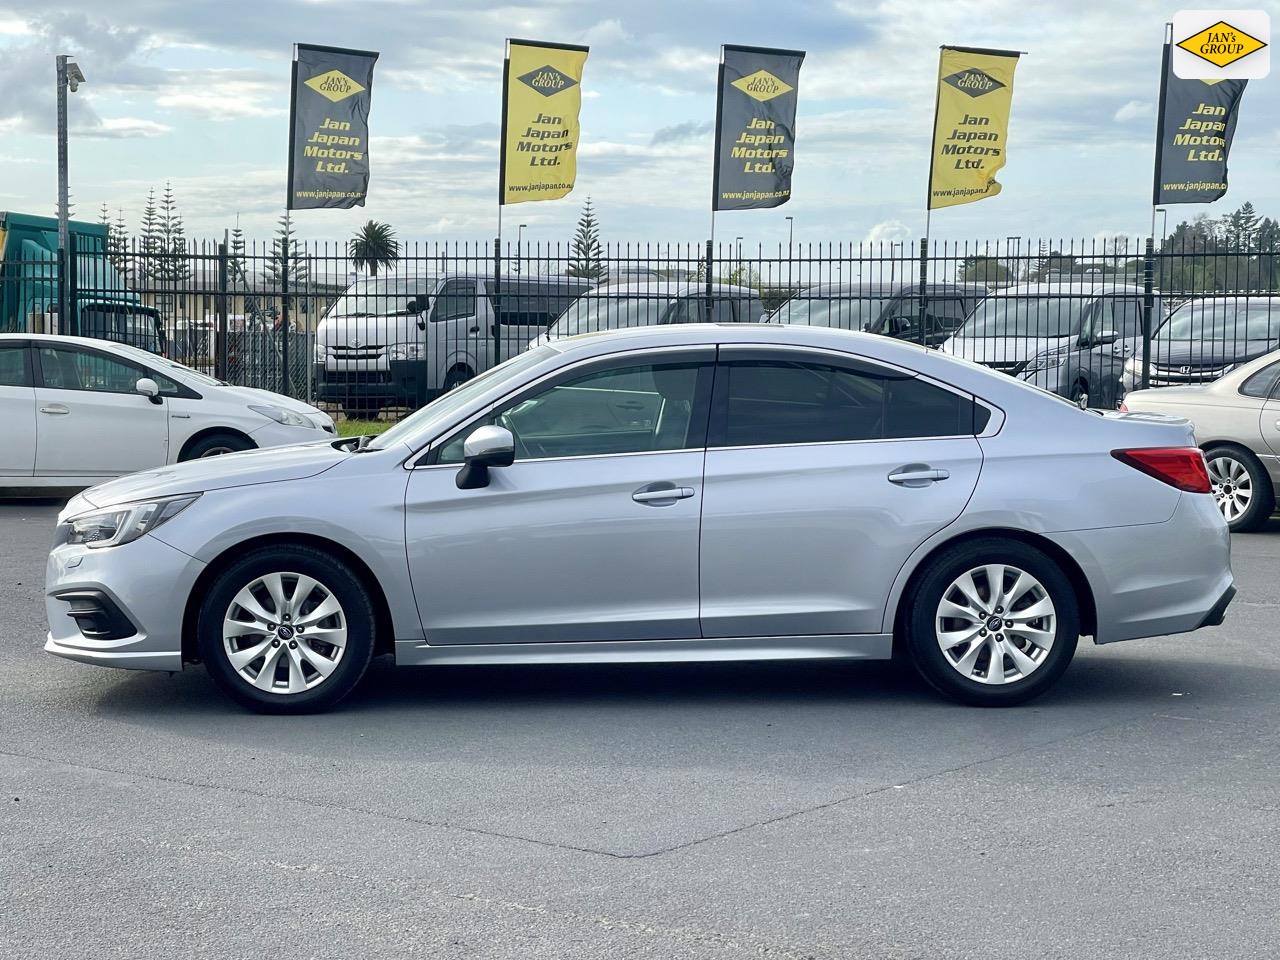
<box><xmin>182</xmin><ymin>432</ymin><xmax>253</xmax><ymax>460</ymax></box>
<box><xmin>197</xmin><ymin>545</ymin><xmax>377</xmax><ymax>713</ymax></box>
<box><xmin>1204</xmin><ymin>445</ymin><xmax>1274</xmax><ymax>532</ymax></box>
<box><xmin>904</xmin><ymin>538</ymin><xmax>1080</xmax><ymax>706</ymax></box>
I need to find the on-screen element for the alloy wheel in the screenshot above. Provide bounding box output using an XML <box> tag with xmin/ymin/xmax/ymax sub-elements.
<box><xmin>1206</xmin><ymin>455</ymin><xmax>1253</xmax><ymax>524</ymax></box>
<box><xmin>222</xmin><ymin>571</ymin><xmax>348</xmax><ymax>695</ymax></box>
<box><xmin>199</xmin><ymin>445</ymin><xmax>237</xmax><ymax>458</ymax></box>
<box><xmin>935</xmin><ymin>564</ymin><xmax>1057</xmax><ymax>685</ymax></box>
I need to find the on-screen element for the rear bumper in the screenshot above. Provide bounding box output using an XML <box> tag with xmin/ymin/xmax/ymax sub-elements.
<box><xmin>1047</xmin><ymin>492</ymin><xmax>1234</xmax><ymax>644</ymax></box>
<box><xmin>1197</xmin><ymin>583</ymin><xmax>1236</xmax><ymax>629</ymax></box>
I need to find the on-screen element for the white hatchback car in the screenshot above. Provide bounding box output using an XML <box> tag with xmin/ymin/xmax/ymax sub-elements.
<box><xmin>1</xmin><ymin>334</ymin><xmax>334</xmax><ymax>490</ymax></box>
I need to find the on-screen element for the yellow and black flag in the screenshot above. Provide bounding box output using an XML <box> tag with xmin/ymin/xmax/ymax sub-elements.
<box><xmin>500</xmin><ymin>40</ymin><xmax>589</xmax><ymax>205</ymax></box>
<box><xmin>927</xmin><ymin>46</ymin><xmax>1020</xmax><ymax>210</ymax></box>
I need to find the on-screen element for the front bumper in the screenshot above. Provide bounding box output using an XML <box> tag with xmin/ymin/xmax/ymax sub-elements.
<box><xmin>44</xmin><ymin>533</ymin><xmax>206</xmax><ymax>673</ymax></box>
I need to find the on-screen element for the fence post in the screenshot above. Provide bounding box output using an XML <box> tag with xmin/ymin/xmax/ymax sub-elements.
<box><xmin>704</xmin><ymin>238</ymin><xmax>714</xmax><ymax>301</ymax></box>
<box><xmin>215</xmin><ymin>238</ymin><xmax>229</xmax><ymax>381</ymax></box>
<box><xmin>917</xmin><ymin>236</ymin><xmax>929</xmax><ymax>341</ymax></box>
<box><xmin>1141</xmin><ymin>236</ymin><xmax>1154</xmax><ymax>391</ymax></box>
<box><xmin>280</xmin><ymin>248</ymin><xmax>291</xmax><ymax>397</ymax></box>
<box><xmin>492</xmin><ymin>236</ymin><xmax>502</xmax><ymax>367</ymax></box>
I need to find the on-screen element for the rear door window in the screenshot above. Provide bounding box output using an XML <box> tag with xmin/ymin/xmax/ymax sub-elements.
<box><xmin>0</xmin><ymin>343</ymin><xmax>31</xmax><ymax>387</ymax></box>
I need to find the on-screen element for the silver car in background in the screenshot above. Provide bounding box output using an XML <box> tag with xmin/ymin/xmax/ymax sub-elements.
<box><xmin>1123</xmin><ymin>349</ymin><xmax>1280</xmax><ymax>531</ymax></box>
<box><xmin>45</xmin><ymin>324</ymin><xmax>1233</xmax><ymax>713</ymax></box>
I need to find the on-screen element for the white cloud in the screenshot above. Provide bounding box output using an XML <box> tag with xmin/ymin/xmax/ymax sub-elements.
<box><xmin>1114</xmin><ymin>100</ymin><xmax>1153</xmax><ymax>123</ymax></box>
<box><xmin>92</xmin><ymin>117</ymin><xmax>172</xmax><ymax>138</ymax></box>
<box><xmin>866</xmin><ymin>220</ymin><xmax>913</xmax><ymax>243</ymax></box>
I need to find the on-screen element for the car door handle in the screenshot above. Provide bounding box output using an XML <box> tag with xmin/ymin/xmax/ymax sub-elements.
<box><xmin>469</xmin><ymin>326</ymin><xmax>480</xmax><ymax>334</ymax></box>
<box><xmin>39</xmin><ymin>404</ymin><xmax>70</xmax><ymax>416</ymax></box>
<box><xmin>888</xmin><ymin>466</ymin><xmax>950</xmax><ymax>486</ymax></box>
<box><xmin>632</xmin><ymin>483</ymin><xmax>695</xmax><ymax>504</ymax></box>
<box><xmin>616</xmin><ymin>401</ymin><xmax>647</xmax><ymax>412</ymax></box>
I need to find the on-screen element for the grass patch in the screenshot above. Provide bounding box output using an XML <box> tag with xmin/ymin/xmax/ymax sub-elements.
<box><xmin>337</xmin><ymin>420</ymin><xmax>395</xmax><ymax>437</ymax></box>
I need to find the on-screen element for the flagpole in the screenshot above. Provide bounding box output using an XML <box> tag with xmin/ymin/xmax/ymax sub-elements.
<box><xmin>1150</xmin><ymin>22</ymin><xmax>1173</xmax><ymax>243</ymax></box>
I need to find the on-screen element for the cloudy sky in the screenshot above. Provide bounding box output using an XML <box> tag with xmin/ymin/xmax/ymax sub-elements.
<box><xmin>0</xmin><ymin>0</ymin><xmax>1276</xmax><ymax>248</ymax></box>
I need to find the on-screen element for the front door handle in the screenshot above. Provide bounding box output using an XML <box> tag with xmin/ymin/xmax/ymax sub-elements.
<box><xmin>632</xmin><ymin>483</ymin><xmax>696</xmax><ymax>505</ymax></box>
<box><xmin>888</xmin><ymin>466</ymin><xmax>950</xmax><ymax>486</ymax></box>
<box><xmin>39</xmin><ymin>404</ymin><xmax>70</xmax><ymax>416</ymax></box>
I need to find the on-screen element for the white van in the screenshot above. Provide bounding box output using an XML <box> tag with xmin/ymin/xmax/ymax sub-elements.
<box><xmin>314</xmin><ymin>275</ymin><xmax>436</xmax><ymax>418</ymax></box>
<box><xmin>388</xmin><ymin>275</ymin><xmax>592</xmax><ymax>406</ymax></box>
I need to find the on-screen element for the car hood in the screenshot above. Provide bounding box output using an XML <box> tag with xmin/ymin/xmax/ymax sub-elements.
<box><xmin>76</xmin><ymin>440</ymin><xmax>348</xmax><ymax>509</ymax></box>
<box><xmin>211</xmin><ymin>384</ymin><xmax>324</xmax><ymax>416</ymax></box>
<box><xmin>1149</xmin><ymin>339</ymin><xmax>1275</xmax><ymax>368</ymax></box>
<box><xmin>317</xmin><ymin>313</ymin><xmax>418</xmax><ymax>348</ymax></box>
<box><xmin>941</xmin><ymin>335</ymin><xmax>1069</xmax><ymax>364</ymax></box>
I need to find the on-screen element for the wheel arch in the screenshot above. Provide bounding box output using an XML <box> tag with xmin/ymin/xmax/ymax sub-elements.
<box><xmin>890</xmin><ymin>527</ymin><xmax>1098</xmax><ymax>650</ymax></box>
<box><xmin>177</xmin><ymin>427</ymin><xmax>256</xmax><ymax>462</ymax></box>
<box><xmin>181</xmin><ymin>533</ymin><xmax>396</xmax><ymax>664</ymax></box>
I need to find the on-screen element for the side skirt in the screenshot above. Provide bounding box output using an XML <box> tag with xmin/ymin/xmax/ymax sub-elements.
<box><xmin>394</xmin><ymin>633</ymin><xmax>893</xmax><ymax>667</ymax></box>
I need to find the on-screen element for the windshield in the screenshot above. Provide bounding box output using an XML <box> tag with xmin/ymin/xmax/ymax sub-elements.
<box><xmin>962</xmin><ymin>296</ymin><xmax>1086</xmax><ymax>338</ymax></box>
<box><xmin>367</xmin><ymin>346</ymin><xmax>556</xmax><ymax>451</ymax></box>
<box><xmin>773</xmin><ymin>296</ymin><xmax>887</xmax><ymax>330</ymax></box>
<box><xmin>324</xmin><ymin>278</ymin><xmax>435</xmax><ymax>319</ymax></box>
<box><xmin>1158</xmin><ymin>300</ymin><xmax>1280</xmax><ymax>342</ymax></box>
<box><xmin>551</xmin><ymin>297</ymin><xmax>672</xmax><ymax>336</ymax></box>
<box><xmin>109</xmin><ymin>342</ymin><xmax>227</xmax><ymax>386</ymax></box>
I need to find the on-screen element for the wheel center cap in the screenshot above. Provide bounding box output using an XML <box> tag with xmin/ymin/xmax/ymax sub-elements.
<box><xmin>277</xmin><ymin>625</ymin><xmax>295</xmax><ymax>641</ymax></box>
<box><xmin>986</xmin><ymin>615</ymin><xmax>1004</xmax><ymax>632</ymax></box>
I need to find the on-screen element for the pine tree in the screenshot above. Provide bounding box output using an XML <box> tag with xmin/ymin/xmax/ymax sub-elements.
<box><xmin>566</xmin><ymin>198</ymin><xmax>605</xmax><ymax>279</ymax></box>
<box><xmin>107</xmin><ymin>208</ymin><xmax>131</xmax><ymax>278</ymax></box>
<box><xmin>1222</xmin><ymin>202</ymin><xmax>1261</xmax><ymax>251</ymax></box>
<box><xmin>265</xmin><ymin>214</ymin><xmax>310</xmax><ymax>290</ymax></box>
<box><xmin>138</xmin><ymin>188</ymin><xmax>163</xmax><ymax>278</ymax></box>
<box><xmin>98</xmin><ymin>202</ymin><xmax>110</xmax><ymax>229</ymax></box>
<box><xmin>157</xmin><ymin>181</ymin><xmax>190</xmax><ymax>282</ymax></box>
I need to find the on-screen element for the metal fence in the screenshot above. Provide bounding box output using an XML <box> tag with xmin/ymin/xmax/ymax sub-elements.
<box><xmin>5</xmin><ymin>234</ymin><xmax>1275</xmax><ymax>420</ymax></box>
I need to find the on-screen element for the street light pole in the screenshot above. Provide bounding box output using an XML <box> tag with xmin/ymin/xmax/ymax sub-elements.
<box><xmin>56</xmin><ymin>55</ymin><xmax>70</xmax><ymax>333</ymax></box>
<box><xmin>55</xmin><ymin>54</ymin><xmax>85</xmax><ymax>335</ymax></box>
<box><xmin>515</xmin><ymin>223</ymin><xmax>527</xmax><ymax>274</ymax></box>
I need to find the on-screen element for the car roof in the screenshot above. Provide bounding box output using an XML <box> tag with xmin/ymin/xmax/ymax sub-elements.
<box><xmin>995</xmin><ymin>282</ymin><xmax>1150</xmax><ymax>295</ymax></box>
<box><xmin>796</xmin><ymin>282</ymin><xmax>987</xmax><ymax>296</ymax></box>
<box><xmin>589</xmin><ymin>281</ymin><xmax>758</xmax><ymax>297</ymax></box>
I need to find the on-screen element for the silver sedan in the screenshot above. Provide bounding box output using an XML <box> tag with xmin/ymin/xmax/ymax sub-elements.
<box><xmin>45</xmin><ymin>324</ymin><xmax>1234</xmax><ymax>712</ymax></box>
<box><xmin>1123</xmin><ymin>350</ymin><xmax>1280</xmax><ymax>531</ymax></box>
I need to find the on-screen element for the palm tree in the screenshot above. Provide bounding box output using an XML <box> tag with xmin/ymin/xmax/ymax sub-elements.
<box><xmin>349</xmin><ymin>220</ymin><xmax>400</xmax><ymax>276</ymax></box>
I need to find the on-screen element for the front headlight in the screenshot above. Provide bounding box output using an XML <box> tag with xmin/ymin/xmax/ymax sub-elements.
<box><xmin>65</xmin><ymin>495</ymin><xmax>200</xmax><ymax>549</ymax></box>
<box><xmin>1021</xmin><ymin>351</ymin><xmax>1066</xmax><ymax>376</ymax></box>
<box><xmin>314</xmin><ymin>344</ymin><xmax>330</xmax><ymax>363</ymax></box>
<box><xmin>1123</xmin><ymin>357</ymin><xmax>1139</xmax><ymax>374</ymax></box>
<box><xmin>249</xmin><ymin>404</ymin><xmax>312</xmax><ymax>428</ymax></box>
<box><xmin>389</xmin><ymin>343</ymin><xmax>423</xmax><ymax>361</ymax></box>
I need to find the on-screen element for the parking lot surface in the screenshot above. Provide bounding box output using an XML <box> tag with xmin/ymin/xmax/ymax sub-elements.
<box><xmin>2</xmin><ymin>498</ymin><xmax>1278</xmax><ymax>959</ymax></box>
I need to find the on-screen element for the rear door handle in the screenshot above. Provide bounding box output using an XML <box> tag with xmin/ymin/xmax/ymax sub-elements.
<box><xmin>888</xmin><ymin>467</ymin><xmax>950</xmax><ymax>486</ymax></box>
<box><xmin>632</xmin><ymin>483</ymin><xmax>696</xmax><ymax>504</ymax></box>
<box><xmin>39</xmin><ymin>404</ymin><xmax>70</xmax><ymax>416</ymax></box>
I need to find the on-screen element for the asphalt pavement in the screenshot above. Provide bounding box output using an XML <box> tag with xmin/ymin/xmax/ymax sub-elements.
<box><xmin>2</xmin><ymin>498</ymin><xmax>1278</xmax><ymax>959</ymax></box>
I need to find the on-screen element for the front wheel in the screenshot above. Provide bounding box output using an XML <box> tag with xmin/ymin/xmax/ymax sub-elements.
<box><xmin>904</xmin><ymin>538</ymin><xmax>1080</xmax><ymax>706</ymax></box>
<box><xmin>1204</xmin><ymin>445</ymin><xmax>1275</xmax><ymax>532</ymax></box>
<box><xmin>197</xmin><ymin>545</ymin><xmax>377</xmax><ymax>713</ymax></box>
<box><xmin>182</xmin><ymin>432</ymin><xmax>254</xmax><ymax>460</ymax></box>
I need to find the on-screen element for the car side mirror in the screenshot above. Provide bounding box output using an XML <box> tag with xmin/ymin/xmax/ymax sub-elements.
<box><xmin>135</xmin><ymin>377</ymin><xmax>162</xmax><ymax>404</ymax></box>
<box><xmin>456</xmin><ymin>425</ymin><xmax>516</xmax><ymax>490</ymax></box>
<box><xmin>1087</xmin><ymin>329</ymin><xmax>1120</xmax><ymax>347</ymax></box>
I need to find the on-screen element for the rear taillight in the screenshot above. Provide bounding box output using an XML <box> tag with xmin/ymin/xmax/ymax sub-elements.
<box><xmin>1118</xmin><ymin>401</ymin><xmax>1128</xmax><ymax>412</ymax></box>
<box><xmin>1112</xmin><ymin>447</ymin><xmax>1211</xmax><ymax>493</ymax></box>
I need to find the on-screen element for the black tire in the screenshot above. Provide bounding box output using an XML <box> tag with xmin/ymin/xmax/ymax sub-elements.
<box><xmin>181</xmin><ymin>432</ymin><xmax>254</xmax><ymax>461</ymax></box>
<box><xmin>197</xmin><ymin>544</ymin><xmax>377</xmax><ymax>714</ymax></box>
<box><xmin>443</xmin><ymin>368</ymin><xmax>473</xmax><ymax>393</ymax></box>
<box><xmin>1203</xmin><ymin>444</ymin><xmax>1275</xmax><ymax>533</ymax></box>
<box><xmin>903</xmin><ymin>538</ymin><xmax>1080</xmax><ymax>707</ymax></box>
